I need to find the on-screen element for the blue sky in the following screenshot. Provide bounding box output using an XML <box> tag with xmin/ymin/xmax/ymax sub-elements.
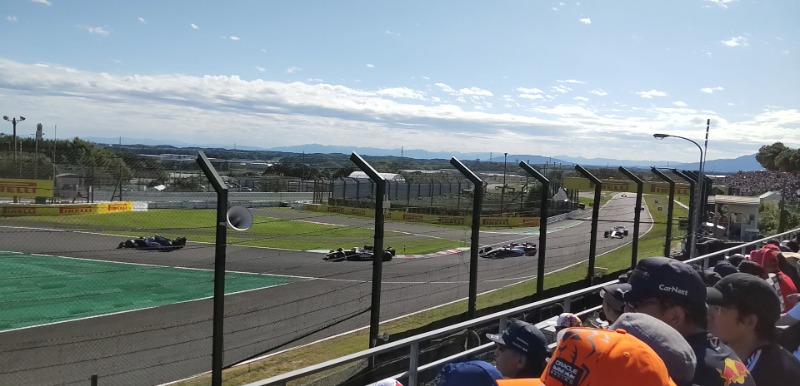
<box><xmin>0</xmin><ymin>0</ymin><xmax>798</xmax><ymax>162</ymax></box>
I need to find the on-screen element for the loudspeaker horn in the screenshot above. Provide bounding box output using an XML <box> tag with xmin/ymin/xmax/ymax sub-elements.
<box><xmin>226</xmin><ymin>206</ymin><xmax>253</xmax><ymax>231</ymax></box>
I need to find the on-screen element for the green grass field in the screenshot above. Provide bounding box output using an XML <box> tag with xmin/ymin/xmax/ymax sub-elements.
<box><xmin>0</xmin><ymin>251</ymin><xmax>302</xmax><ymax>331</ymax></box>
<box><xmin>4</xmin><ymin>209</ymin><xmax>464</xmax><ymax>254</ymax></box>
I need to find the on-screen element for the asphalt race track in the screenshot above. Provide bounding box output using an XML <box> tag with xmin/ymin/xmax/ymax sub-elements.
<box><xmin>0</xmin><ymin>194</ymin><xmax>652</xmax><ymax>385</ymax></box>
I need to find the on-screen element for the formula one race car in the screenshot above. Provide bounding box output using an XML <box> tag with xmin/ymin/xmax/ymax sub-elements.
<box><xmin>117</xmin><ymin>235</ymin><xmax>188</xmax><ymax>251</ymax></box>
<box><xmin>324</xmin><ymin>245</ymin><xmax>396</xmax><ymax>262</ymax></box>
<box><xmin>478</xmin><ymin>242</ymin><xmax>538</xmax><ymax>259</ymax></box>
<box><xmin>604</xmin><ymin>226</ymin><xmax>629</xmax><ymax>239</ymax></box>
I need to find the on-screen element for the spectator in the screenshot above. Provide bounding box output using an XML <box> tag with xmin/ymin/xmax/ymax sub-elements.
<box><xmin>777</xmin><ymin>293</ymin><xmax>800</xmax><ymax>362</ymax></box>
<box><xmin>599</xmin><ymin>282</ymin><xmax>627</xmax><ymax>324</ymax></box>
<box><xmin>486</xmin><ymin>319</ymin><xmax>548</xmax><ymax>378</ymax></box>
<box><xmin>620</xmin><ymin>256</ymin><xmax>755</xmax><ymax>386</ymax></box>
<box><xmin>787</xmin><ymin>240</ymin><xmax>800</xmax><ymax>253</ymax></box>
<box><xmin>750</xmin><ymin>243</ymin><xmax>798</xmax><ymax>311</ymax></box>
<box><xmin>611</xmin><ymin>313</ymin><xmax>697</xmax><ymax>386</ymax></box>
<box><xmin>554</xmin><ymin>313</ymin><xmax>581</xmax><ymax>332</ymax></box>
<box><xmin>437</xmin><ymin>360</ymin><xmax>502</xmax><ymax>386</ymax></box>
<box><xmin>738</xmin><ymin>260</ymin><xmax>767</xmax><ymax>279</ymax></box>
<box><xmin>495</xmin><ymin>327</ymin><xmax>675</xmax><ymax>386</ymax></box>
<box><xmin>707</xmin><ymin>273</ymin><xmax>800</xmax><ymax>385</ymax></box>
<box><xmin>713</xmin><ymin>259</ymin><xmax>739</xmax><ymax>278</ymax></box>
<box><xmin>375</xmin><ymin>378</ymin><xmax>403</xmax><ymax>386</ymax></box>
<box><xmin>728</xmin><ymin>253</ymin><xmax>746</xmax><ymax>268</ymax></box>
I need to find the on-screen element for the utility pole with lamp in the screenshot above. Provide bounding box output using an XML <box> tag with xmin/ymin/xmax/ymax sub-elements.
<box><xmin>3</xmin><ymin>115</ymin><xmax>25</xmax><ymax>162</ymax></box>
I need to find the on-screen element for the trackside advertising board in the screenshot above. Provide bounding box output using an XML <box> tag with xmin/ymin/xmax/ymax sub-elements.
<box><xmin>1</xmin><ymin>202</ymin><xmax>133</xmax><ymax>217</ymax></box>
<box><xmin>0</xmin><ymin>178</ymin><xmax>54</xmax><ymax>198</ymax></box>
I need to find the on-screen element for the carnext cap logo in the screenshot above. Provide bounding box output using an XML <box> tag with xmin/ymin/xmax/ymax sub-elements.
<box><xmin>658</xmin><ymin>284</ymin><xmax>689</xmax><ymax>296</ymax></box>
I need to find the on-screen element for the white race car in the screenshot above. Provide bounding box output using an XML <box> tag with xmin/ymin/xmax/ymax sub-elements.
<box><xmin>604</xmin><ymin>226</ymin><xmax>629</xmax><ymax>239</ymax></box>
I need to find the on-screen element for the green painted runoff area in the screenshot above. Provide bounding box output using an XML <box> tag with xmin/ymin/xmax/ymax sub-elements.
<box><xmin>0</xmin><ymin>251</ymin><xmax>301</xmax><ymax>331</ymax></box>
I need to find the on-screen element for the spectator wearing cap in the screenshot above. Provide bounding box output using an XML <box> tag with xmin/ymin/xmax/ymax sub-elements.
<box><xmin>554</xmin><ymin>313</ymin><xmax>581</xmax><ymax>332</ymax></box>
<box><xmin>707</xmin><ymin>273</ymin><xmax>800</xmax><ymax>385</ymax></box>
<box><xmin>495</xmin><ymin>327</ymin><xmax>676</xmax><ymax>386</ymax></box>
<box><xmin>436</xmin><ymin>360</ymin><xmax>502</xmax><ymax>386</ymax></box>
<box><xmin>611</xmin><ymin>313</ymin><xmax>697</xmax><ymax>386</ymax></box>
<box><xmin>486</xmin><ymin>319</ymin><xmax>548</xmax><ymax>378</ymax></box>
<box><xmin>728</xmin><ymin>253</ymin><xmax>746</xmax><ymax>268</ymax></box>
<box><xmin>749</xmin><ymin>243</ymin><xmax>798</xmax><ymax>311</ymax></box>
<box><xmin>738</xmin><ymin>260</ymin><xmax>767</xmax><ymax>279</ymax></box>
<box><xmin>599</xmin><ymin>283</ymin><xmax>627</xmax><ymax>324</ymax></box>
<box><xmin>620</xmin><ymin>256</ymin><xmax>755</xmax><ymax>386</ymax></box>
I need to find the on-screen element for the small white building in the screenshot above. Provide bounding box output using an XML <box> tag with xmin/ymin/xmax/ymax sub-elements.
<box><xmin>708</xmin><ymin>195</ymin><xmax>760</xmax><ymax>241</ymax></box>
<box><xmin>759</xmin><ymin>191</ymin><xmax>782</xmax><ymax>206</ymax></box>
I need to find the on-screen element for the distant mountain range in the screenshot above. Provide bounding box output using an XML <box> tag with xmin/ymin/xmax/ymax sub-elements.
<box><xmin>85</xmin><ymin>136</ymin><xmax>763</xmax><ymax>173</ymax></box>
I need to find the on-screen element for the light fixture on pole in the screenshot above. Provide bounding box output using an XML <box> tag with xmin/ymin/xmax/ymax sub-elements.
<box><xmin>653</xmin><ymin>133</ymin><xmax>705</xmax><ymax>260</ymax></box>
<box><xmin>3</xmin><ymin>115</ymin><xmax>25</xmax><ymax>162</ymax></box>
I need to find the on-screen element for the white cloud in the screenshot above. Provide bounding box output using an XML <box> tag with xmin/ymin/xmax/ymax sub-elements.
<box><xmin>517</xmin><ymin>87</ymin><xmax>543</xmax><ymax>94</ymax></box>
<box><xmin>366</xmin><ymin>64</ymin><xmax>375</xmax><ymax>69</ymax></box>
<box><xmin>557</xmin><ymin>79</ymin><xmax>585</xmax><ymax>84</ymax></box>
<box><xmin>435</xmin><ymin>82</ymin><xmax>456</xmax><ymax>93</ymax></box>
<box><xmin>590</xmin><ymin>89</ymin><xmax>608</xmax><ymax>96</ymax></box>
<box><xmin>285</xmin><ymin>66</ymin><xmax>302</xmax><ymax>74</ymax></box>
<box><xmin>573</xmin><ymin>96</ymin><xmax>589</xmax><ymax>102</ymax></box>
<box><xmin>138</xmin><ymin>17</ymin><xmax>147</xmax><ymax>24</ymax></box>
<box><xmin>229</xmin><ymin>36</ymin><xmax>240</xmax><ymax>41</ymax></box>
<box><xmin>459</xmin><ymin>87</ymin><xmax>493</xmax><ymax>97</ymax></box>
<box><xmin>376</xmin><ymin>87</ymin><xmax>425</xmax><ymax>100</ymax></box>
<box><xmin>551</xmin><ymin>6</ymin><xmax>558</xmax><ymax>11</ymax></box>
<box><xmin>636</xmin><ymin>89</ymin><xmax>668</xmax><ymax>99</ymax></box>
<box><xmin>31</xmin><ymin>0</ymin><xmax>50</xmax><ymax>5</ymax></box>
<box><xmin>255</xmin><ymin>66</ymin><xmax>266</xmax><ymax>73</ymax></box>
<box><xmin>83</xmin><ymin>26</ymin><xmax>110</xmax><ymax>36</ymax></box>
<box><xmin>579</xmin><ymin>18</ymin><xmax>591</xmax><ymax>25</ymax></box>
<box><xmin>2</xmin><ymin>59</ymin><xmax>798</xmax><ymax>162</ymax></box>
<box><xmin>552</xmin><ymin>85</ymin><xmax>572</xmax><ymax>94</ymax></box>
<box><xmin>385</xmin><ymin>30</ymin><xmax>400</xmax><ymax>37</ymax></box>
<box><xmin>191</xmin><ymin>23</ymin><xmax>200</xmax><ymax>30</ymax></box>
<box><xmin>700</xmin><ymin>86</ymin><xmax>725</xmax><ymax>94</ymax></box>
<box><xmin>706</xmin><ymin>0</ymin><xmax>737</xmax><ymax>8</ymax></box>
<box><xmin>673</xmin><ymin>101</ymin><xmax>688</xmax><ymax>107</ymax></box>
<box><xmin>722</xmin><ymin>36</ymin><xmax>747</xmax><ymax>47</ymax></box>
<box><xmin>7</xmin><ymin>16</ymin><xmax>17</xmax><ymax>22</ymax></box>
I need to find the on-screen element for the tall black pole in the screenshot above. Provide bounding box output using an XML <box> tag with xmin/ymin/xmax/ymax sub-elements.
<box><xmin>450</xmin><ymin>157</ymin><xmax>483</xmax><ymax>319</ymax></box>
<box><xmin>672</xmin><ymin>170</ymin><xmax>695</xmax><ymax>259</ymax></box>
<box><xmin>652</xmin><ymin>168</ymin><xmax>676</xmax><ymax>257</ymax></box>
<box><xmin>619</xmin><ymin>167</ymin><xmax>643</xmax><ymax>268</ymax></box>
<box><xmin>575</xmin><ymin>165</ymin><xmax>602</xmax><ymax>284</ymax></box>
<box><xmin>196</xmin><ymin>151</ymin><xmax>228</xmax><ymax>386</ymax></box>
<box><xmin>519</xmin><ymin>162</ymin><xmax>548</xmax><ymax>296</ymax></box>
<box><xmin>350</xmin><ymin>153</ymin><xmax>386</xmax><ymax>351</ymax></box>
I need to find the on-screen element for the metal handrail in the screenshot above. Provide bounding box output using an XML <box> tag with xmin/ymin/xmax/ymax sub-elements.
<box><xmin>245</xmin><ymin>229</ymin><xmax>799</xmax><ymax>386</ymax></box>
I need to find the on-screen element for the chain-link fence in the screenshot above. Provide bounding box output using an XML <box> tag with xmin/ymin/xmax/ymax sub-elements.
<box><xmin>1</xmin><ymin>144</ymin><xmax>696</xmax><ymax>385</ymax></box>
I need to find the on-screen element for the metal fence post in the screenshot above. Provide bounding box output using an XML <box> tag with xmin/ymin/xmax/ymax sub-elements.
<box><xmin>652</xmin><ymin>168</ymin><xmax>676</xmax><ymax>257</ymax></box>
<box><xmin>196</xmin><ymin>151</ymin><xmax>229</xmax><ymax>386</ymax></box>
<box><xmin>618</xmin><ymin>167</ymin><xmax>644</xmax><ymax>268</ymax></box>
<box><xmin>350</xmin><ymin>153</ymin><xmax>386</xmax><ymax>352</ymax></box>
<box><xmin>519</xmin><ymin>162</ymin><xmax>548</xmax><ymax>296</ymax></box>
<box><xmin>574</xmin><ymin>165</ymin><xmax>602</xmax><ymax>284</ymax></box>
<box><xmin>672</xmin><ymin>170</ymin><xmax>696</xmax><ymax>259</ymax></box>
<box><xmin>449</xmin><ymin>157</ymin><xmax>483</xmax><ymax>319</ymax></box>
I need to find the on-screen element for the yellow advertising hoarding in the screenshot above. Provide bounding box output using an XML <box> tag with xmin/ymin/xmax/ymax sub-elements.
<box><xmin>563</xmin><ymin>177</ymin><xmax>690</xmax><ymax>195</ymax></box>
<box><xmin>0</xmin><ymin>202</ymin><xmax>133</xmax><ymax>217</ymax></box>
<box><xmin>0</xmin><ymin>178</ymin><xmax>54</xmax><ymax>198</ymax></box>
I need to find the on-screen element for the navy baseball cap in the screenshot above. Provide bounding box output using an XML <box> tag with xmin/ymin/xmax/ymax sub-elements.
<box><xmin>621</xmin><ymin>256</ymin><xmax>707</xmax><ymax>311</ymax></box>
<box><xmin>486</xmin><ymin>318</ymin><xmax>547</xmax><ymax>361</ymax></box>
<box><xmin>438</xmin><ymin>360</ymin><xmax>502</xmax><ymax>386</ymax></box>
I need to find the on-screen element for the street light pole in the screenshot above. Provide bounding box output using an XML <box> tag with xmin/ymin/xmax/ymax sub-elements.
<box><xmin>654</xmin><ymin>133</ymin><xmax>705</xmax><ymax>260</ymax></box>
<box><xmin>3</xmin><ymin>115</ymin><xmax>26</xmax><ymax>162</ymax></box>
